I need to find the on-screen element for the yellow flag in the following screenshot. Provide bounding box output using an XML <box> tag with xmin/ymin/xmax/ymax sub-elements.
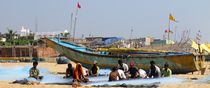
<box><xmin>207</xmin><ymin>44</ymin><xmax>210</xmax><ymax>49</ymax></box>
<box><xmin>191</xmin><ymin>40</ymin><xmax>199</xmax><ymax>50</ymax></box>
<box><xmin>200</xmin><ymin>44</ymin><xmax>210</xmax><ymax>53</ymax></box>
<box><xmin>169</xmin><ymin>14</ymin><xmax>176</xmax><ymax>22</ymax></box>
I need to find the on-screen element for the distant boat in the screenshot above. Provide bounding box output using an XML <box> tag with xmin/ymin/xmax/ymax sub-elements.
<box><xmin>44</xmin><ymin>38</ymin><xmax>206</xmax><ymax>74</ymax></box>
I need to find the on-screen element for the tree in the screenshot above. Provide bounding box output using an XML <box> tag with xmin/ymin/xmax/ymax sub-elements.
<box><xmin>5</xmin><ymin>28</ymin><xmax>17</xmax><ymax>45</ymax></box>
<box><xmin>169</xmin><ymin>29</ymin><xmax>192</xmax><ymax>52</ymax></box>
<box><xmin>0</xmin><ymin>37</ymin><xmax>3</xmax><ymax>45</ymax></box>
<box><xmin>64</xmin><ymin>32</ymin><xmax>70</xmax><ymax>37</ymax></box>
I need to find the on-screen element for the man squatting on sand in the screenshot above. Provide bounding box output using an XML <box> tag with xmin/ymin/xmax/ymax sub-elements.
<box><xmin>64</xmin><ymin>63</ymin><xmax>75</xmax><ymax>78</ymax></box>
<box><xmin>29</xmin><ymin>61</ymin><xmax>43</xmax><ymax>80</ymax></box>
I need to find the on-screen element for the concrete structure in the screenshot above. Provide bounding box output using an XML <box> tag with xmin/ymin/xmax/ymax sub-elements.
<box><xmin>0</xmin><ymin>38</ymin><xmax>6</xmax><ymax>42</ymax></box>
<box><xmin>151</xmin><ymin>39</ymin><xmax>175</xmax><ymax>46</ymax></box>
<box><xmin>0</xmin><ymin>46</ymin><xmax>58</xmax><ymax>58</ymax></box>
<box><xmin>145</xmin><ymin>37</ymin><xmax>154</xmax><ymax>46</ymax></box>
<box><xmin>20</xmin><ymin>26</ymin><xmax>30</xmax><ymax>37</ymax></box>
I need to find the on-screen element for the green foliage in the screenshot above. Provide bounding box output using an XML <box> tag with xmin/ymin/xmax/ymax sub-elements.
<box><xmin>60</xmin><ymin>32</ymin><xmax>70</xmax><ymax>37</ymax></box>
<box><xmin>3</xmin><ymin>28</ymin><xmax>37</xmax><ymax>46</ymax></box>
<box><xmin>64</xmin><ymin>32</ymin><xmax>70</xmax><ymax>37</ymax></box>
<box><xmin>5</xmin><ymin>28</ymin><xmax>17</xmax><ymax>45</ymax></box>
<box><xmin>0</xmin><ymin>41</ymin><xmax>4</xmax><ymax>46</ymax></box>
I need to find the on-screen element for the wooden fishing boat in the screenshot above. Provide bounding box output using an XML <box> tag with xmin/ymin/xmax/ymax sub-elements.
<box><xmin>44</xmin><ymin>38</ymin><xmax>205</xmax><ymax>74</ymax></box>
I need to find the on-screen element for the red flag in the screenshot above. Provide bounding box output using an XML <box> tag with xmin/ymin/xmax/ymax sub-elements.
<box><xmin>77</xmin><ymin>2</ymin><xmax>81</xmax><ymax>9</ymax></box>
<box><xmin>165</xmin><ymin>29</ymin><xmax>173</xmax><ymax>33</ymax></box>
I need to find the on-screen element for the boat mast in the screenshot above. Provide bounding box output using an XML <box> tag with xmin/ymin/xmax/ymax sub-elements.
<box><xmin>73</xmin><ymin>2</ymin><xmax>80</xmax><ymax>42</ymax></box>
<box><xmin>168</xmin><ymin>17</ymin><xmax>171</xmax><ymax>40</ymax></box>
<box><xmin>35</xmin><ymin>17</ymin><xmax>38</xmax><ymax>34</ymax></box>
<box><xmin>196</xmin><ymin>30</ymin><xmax>201</xmax><ymax>53</ymax></box>
<box><xmin>129</xmin><ymin>26</ymin><xmax>133</xmax><ymax>40</ymax></box>
<box><xmin>73</xmin><ymin>17</ymin><xmax>77</xmax><ymax>42</ymax></box>
<box><xmin>69</xmin><ymin>13</ymin><xmax>73</xmax><ymax>41</ymax></box>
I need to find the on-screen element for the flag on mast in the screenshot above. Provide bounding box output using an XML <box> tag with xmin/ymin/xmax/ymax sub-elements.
<box><xmin>77</xmin><ymin>2</ymin><xmax>81</xmax><ymax>9</ymax></box>
<box><xmin>169</xmin><ymin>14</ymin><xmax>176</xmax><ymax>22</ymax></box>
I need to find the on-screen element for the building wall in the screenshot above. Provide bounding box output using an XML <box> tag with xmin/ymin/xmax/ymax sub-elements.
<box><xmin>151</xmin><ymin>40</ymin><xmax>167</xmax><ymax>46</ymax></box>
<box><xmin>145</xmin><ymin>37</ymin><xmax>154</xmax><ymax>46</ymax></box>
<box><xmin>0</xmin><ymin>46</ymin><xmax>59</xmax><ymax>58</ymax></box>
<box><xmin>35</xmin><ymin>47</ymin><xmax>59</xmax><ymax>58</ymax></box>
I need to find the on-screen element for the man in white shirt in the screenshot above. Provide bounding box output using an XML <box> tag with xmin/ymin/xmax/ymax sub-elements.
<box><xmin>148</xmin><ymin>61</ymin><xmax>161</xmax><ymax>78</ymax></box>
<box><xmin>117</xmin><ymin>69</ymin><xmax>126</xmax><ymax>80</ymax></box>
<box><xmin>117</xmin><ymin>60</ymin><xmax>128</xmax><ymax>72</ymax></box>
<box><xmin>139</xmin><ymin>69</ymin><xmax>147</xmax><ymax>78</ymax></box>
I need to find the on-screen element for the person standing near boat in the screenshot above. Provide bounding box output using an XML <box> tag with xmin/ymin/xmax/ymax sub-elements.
<box><xmin>148</xmin><ymin>61</ymin><xmax>161</xmax><ymax>78</ymax></box>
<box><xmin>161</xmin><ymin>63</ymin><xmax>172</xmax><ymax>77</ymax></box>
<box><xmin>117</xmin><ymin>60</ymin><xmax>128</xmax><ymax>73</ymax></box>
<box><xmin>90</xmin><ymin>61</ymin><xmax>100</xmax><ymax>76</ymax></box>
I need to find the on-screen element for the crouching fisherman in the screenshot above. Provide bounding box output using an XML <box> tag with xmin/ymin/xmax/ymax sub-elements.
<box><xmin>148</xmin><ymin>61</ymin><xmax>161</xmax><ymax>78</ymax></box>
<box><xmin>109</xmin><ymin>67</ymin><xmax>120</xmax><ymax>81</ymax></box>
<box><xmin>73</xmin><ymin>63</ymin><xmax>89</xmax><ymax>83</ymax></box>
<box><xmin>109</xmin><ymin>67</ymin><xmax>126</xmax><ymax>81</ymax></box>
<box><xmin>90</xmin><ymin>61</ymin><xmax>100</xmax><ymax>76</ymax></box>
<box><xmin>13</xmin><ymin>61</ymin><xmax>43</xmax><ymax>85</ymax></box>
<box><xmin>117</xmin><ymin>60</ymin><xmax>128</xmax><ymax>72</ymax></box>
<box><xmin>162</xmin><ymin>63</ymin><xmax>172</xmax><ymax>77</ymax></box>
<box><xmin>64</xmin><ymin>63</ymin><xmax>74</xmax><ymax>78</ymax></box>
<box><xmin>29</xmin><ymin>61</ymin><xmax>43</xmax><ymax>80</ymax></box>
<box><xmin>128</xmin><ymin>62</ymin><xmax>139</xmax><ymax>78</ymax></box>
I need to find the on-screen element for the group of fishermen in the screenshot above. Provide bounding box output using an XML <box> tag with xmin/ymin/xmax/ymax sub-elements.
<box><xmin>108</xmin><ymin>60</ymin><xmax>172</xmax><ymax>81</ymax></box>
<box><xmin>29</xmin><ymin>60</ymin><xmax>172</xmax><ymax>83</ymax></box>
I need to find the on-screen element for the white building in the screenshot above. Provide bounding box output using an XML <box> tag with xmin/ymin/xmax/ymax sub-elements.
<box><xmin>20</xmin><ymin>26</ymin><xmax>30</xmax><ymax>36</ymax></box>
<box><xmin>64</xmin><ymin>30</ymin><xmax>69</xmax><ymax>34</ymax></box>
<box><xmin>145</xmin><ymin>37</ymin><xmax>154</xmax><ymax>46</ymax></box>
<box><xmin>0</xmin><ymin>38</ymin><xmax>6</xmax><ymax>42</ymax></box>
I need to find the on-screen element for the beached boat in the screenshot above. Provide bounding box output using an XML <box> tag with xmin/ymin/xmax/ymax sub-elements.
<box><xmin>44</xmin><ymin>38</ymin><xmax>205</xmax><ymax>74</ymax></box>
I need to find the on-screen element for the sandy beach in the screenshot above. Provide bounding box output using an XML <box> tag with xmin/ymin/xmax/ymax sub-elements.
<box><xmin>0</xmin><ymin>62</ymin><xmax>210</xmax><ymax>88</ymax></box>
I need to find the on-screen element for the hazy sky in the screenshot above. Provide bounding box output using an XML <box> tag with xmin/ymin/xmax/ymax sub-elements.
<box><xmin>0</xmin><ymin>0</ymin><xmax>210</xmax><ymax>42</ymax></box>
